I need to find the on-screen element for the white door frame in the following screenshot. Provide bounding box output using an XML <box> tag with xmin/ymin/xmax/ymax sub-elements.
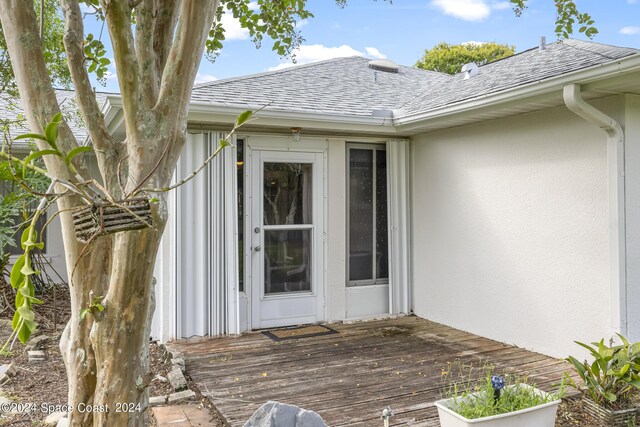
<box><xmin>245</xmin><ymin>136</ymin><xmax>328</xmax><ymax>329</ymax></box>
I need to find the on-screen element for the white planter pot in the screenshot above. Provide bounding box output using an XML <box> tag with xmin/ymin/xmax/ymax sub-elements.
<box><xmin>434</xmin><ymin>384</ymin><xmax>561</xmax><ymax>427</ymax></box>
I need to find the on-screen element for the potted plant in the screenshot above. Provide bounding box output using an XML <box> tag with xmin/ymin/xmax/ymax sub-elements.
<box><xmin>565</xmin><ymin>334</ymin><xmax>640</xmax><ymax>426</ymax></box>
<box><xmin>434</xmin><ymin>362</ymin><xmax>563</xmax><ymax>427</ymax></box>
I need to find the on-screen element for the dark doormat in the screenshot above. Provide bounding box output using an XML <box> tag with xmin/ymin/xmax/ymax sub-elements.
<box><xmin>262</xmin><ymin>324</ymin><xmax>338</xmax><ymax>341</ymax></box>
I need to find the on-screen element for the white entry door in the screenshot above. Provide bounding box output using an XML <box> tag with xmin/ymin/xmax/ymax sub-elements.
<box><xmin>250</xmin><ymin>149</ymin><xmax>325</xmax><ymax>329</ymax></box>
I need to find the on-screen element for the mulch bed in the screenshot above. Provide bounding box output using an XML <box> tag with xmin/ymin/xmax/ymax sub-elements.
<box><xmin>0</xmin><ymin>276</ymin><xmax>225</xmax><ymax>427</ymax></box>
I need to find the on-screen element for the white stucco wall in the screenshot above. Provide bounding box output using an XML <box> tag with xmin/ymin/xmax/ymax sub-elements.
<box><xmin>411</xmin><ymin>97</ymin><xmax>624</xmax><ymax>358</ymax></box>
<box><xmin>625</xmin><ymin>94</ymin><xmax>640</xmax><ymax>341</ymax></box>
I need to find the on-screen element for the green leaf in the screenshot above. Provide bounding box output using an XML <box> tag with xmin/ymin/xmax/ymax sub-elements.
<box><xmin>95</xmin><ymin>303</ymin><xmax>104</xmax><ymax>312</ymax></box>
<box><xmin>13</xmin><ymin>133</ymin><xmax>48</xmax><ymax>143</ymax></box>
<box><xmin>80</xmin><ymin>308</ymin><xmax>89</xmax><ymax>320</ymax></box>
<box><xmin>20</xmin><ymin>263</ymin><xmax>37</xmax><ymax>276</ymax></box>
<box><xmin>23</xmin><ymin>149</ymin><xmax>62</xmax><ymax>167</ymax></box>
<box><xmin>235</xmin><ymin>110</ymin><xmax>253</xmax><ymax>127</ymax></box>
<box><xmin>17</xmin><ymin>321</ymin><xmax>32</xmax><ymax>343</ymax></box>
<box><xmin>219</xmin><ymin>139</ymin><xmax>231</xmax><ymax>149</ymax></box>
<box><xmin>9</xmin><ymin>255</ymin><xmax>26</xmax><ymax>288</ymax></box>
<box><xmin>17</xmin><ymin>305</ymin><xmax>35</xmax><ymax>323</ymax></box>
<box><xmin>44</xmin><ymin>113</ymin><xmax>63</xmax><ymax>150</ymax></box>
<box><xmin>65</xmin><ymin>146</ymin><xmax>93</xmax><ymax>167</ymax></box>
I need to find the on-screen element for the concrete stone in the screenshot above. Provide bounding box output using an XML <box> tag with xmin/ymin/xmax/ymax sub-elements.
<box><xmin>56</xmin><ymin>417</ymin><xmax>69</xmax><ymax>427</ymax></box>
<box><xmin>149</xmin><ymin>395</ymin><xmax>167</xmax><ymax>406</ymax></box>
<box><xmin>25</xmin><ymin>335</ymin><xmax>49</xmax><ymax>350</ymax></box>
<box><xmin>154</xmin><ymin>374</ymin><xmax>168</xmax><ymax>383</ymax></box>
<box><xmin>152</xmin><ymin>405</ymin><xmax>211</xmax><ymax>426</ymax></box>
<box><xmin>243</xmin><ymin>401</ymin><xmax>327</xmax><ymax>427</ymax></box>
<box><xmin>167</xmin><ymin>389</ymin><xmax>196</xmax><ymax>404</ymax></box>
<box><xmin>0</xmin><ymin>363</ymin><xmax>16</xmax><ymax>384</ymax></box>
<box><xmin>27</xmin><ymin>350</ymin><xmax>46</xmax><ymax>362</ymax></box>
<box><xmin>44</xmin><ymin>411</ymin><xmax>67</xmax><ymax>426</ymax></box>
<box><xmin>168</xmin><ymin>366</ymin><xmax>188</xmax><ymax>391</ymax></box>
<box><xmin>172</xmin><ymin>357</ymin><xmax>186</xmax><ymax>372</ymax></box>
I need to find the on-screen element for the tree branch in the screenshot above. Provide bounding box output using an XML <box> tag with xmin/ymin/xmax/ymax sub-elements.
<box><xmin>155</xmin><ymin>1</ymin><xmax>217</xmax><ymax>123</ymax></box>
<box><xmin>60</xmin><ymin>0</ymin><xmax>122</xmax><ymax>197</ymax></box>
<box><xmin>134</xmin><ymin>0</ymin><xmax>158</xmax><ymax>109</ymax></box>
<box><xmin>152</xmin><ymin>0</ymin><xmax>179</xmax><ymax>80</ymax></box>
<box><xmin>0</xmin><ymin>0</ymin><xmax>79</xmax><ymax>184</ymax></box>
<box><xmin>102</xmin><ymin>0</ymin><xmax>140</xmax><ymax>139</ymax></box>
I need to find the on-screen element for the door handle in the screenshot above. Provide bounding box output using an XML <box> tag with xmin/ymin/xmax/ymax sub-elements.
<box><xmin>254</xmin><ymin>246</ymin><xmax>261</xmax><ymax>252</ymax></box>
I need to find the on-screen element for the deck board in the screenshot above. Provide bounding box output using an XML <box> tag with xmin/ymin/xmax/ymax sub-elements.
<box><xmin>172</xmin><ymin>316</ymin><xmax>570</xmax><ymax>426</ymax></box>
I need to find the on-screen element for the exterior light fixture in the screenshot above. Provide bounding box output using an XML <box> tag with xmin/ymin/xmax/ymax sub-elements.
<box><xmin>291</xmin><ymin>127</ymin><xmax>302</xmax><ymax>142</ymax></box>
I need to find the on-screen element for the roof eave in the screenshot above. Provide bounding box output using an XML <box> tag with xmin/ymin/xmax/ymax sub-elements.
<box><xmin>394</xmin><ymin>54</ymin><xmax>640</xmax><ymax>132</ymax></box>
<box><xmin>187</xmin><ymin>102</ymin><xmax>399</xmax><ymax>135</ymax></box>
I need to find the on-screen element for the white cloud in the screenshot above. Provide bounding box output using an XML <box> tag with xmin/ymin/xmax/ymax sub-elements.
<box><xmin>461</xmin><ymin>40</ymin><xmax>486</xmax><ymax>46</ymax></box>
<box><xmin>221</xmin><ymin>11</ymin><xmax>250</xmax><ymax>40</ymax></box>
<box><xmin>195</xmin><ymin>73</ymin><xmax>217</xmax><ymax>84</ymax></box>
<box><xmin>365</xmin><ymin>47</ymin><xmax>387</xmax><ymax>59</ymax></box>
<box><xmin>296</xmin><ymin>19</ymin><xmax>309</xmax><ymax>28</ymax></box>
<box><xmin>431</xmin><ymin>0</ymin><xmax>491</xmax><ymax>21</ymax></box>
<box><xmin>628</xmin><ymin>0</ymin><xmax>638</xmax><ymax>4</ymax></box>
<box><xmin>491</xmin><ymin>1</ymin><xmax>511</xmax><ymax>10</ymax></box>
<box><xmin>268</xmin><ymin>44</ymin><xmax>388</xmax><ymax>71</ymax></box>
<box><xmin>620</xmin><ymin>26</ymin><xmax>640</xmax><ymax>35</ymax></box>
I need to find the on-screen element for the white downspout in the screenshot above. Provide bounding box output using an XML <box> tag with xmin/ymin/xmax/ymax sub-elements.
<box><xmin>563</xmin><ymin>84</ymin><xmax>627</xmax><ymax>336</ymax></box>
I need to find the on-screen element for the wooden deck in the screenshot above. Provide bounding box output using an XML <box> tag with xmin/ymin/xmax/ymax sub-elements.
<box><xmin>172</xmin><ymin>316</ymin><xmax>569</xmax><ymax>426</ymax></box>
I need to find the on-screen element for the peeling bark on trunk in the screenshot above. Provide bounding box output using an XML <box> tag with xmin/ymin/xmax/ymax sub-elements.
<box><xmin>0</xmin><ymin>1</ymin><xmax>218</xmax><ymax>425</ymax></box>
<box><xmin>90</xmin><ymin>226</ymin><xmax>164</xmax><ymax>426</ymax></box>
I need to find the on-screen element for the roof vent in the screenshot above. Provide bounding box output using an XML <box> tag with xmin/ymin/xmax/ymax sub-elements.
<box><xmin>368</xmin><ymin>59</ymin><xmax>399</xmax><ymax>73</ymax></box>
<box><xmin>461</xmin><ymin>62</ymin><xmax>479</xmax><ymax>80</ymax></box>
<box><xmin>539</xmin><ymin>36</ymin><xmax>547</xmax><ymax>51</ymax></box>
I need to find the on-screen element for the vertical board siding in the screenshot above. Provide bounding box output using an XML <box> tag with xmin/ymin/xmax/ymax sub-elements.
<box><xmin>176</xmin><ymin>132</ymin><xmax>240</xmax><ymax>339</ymax></box>
<box><xmin>387</xmin><ymin>139</ymin><xmax>412</xmax><ymax>315</ymax></box>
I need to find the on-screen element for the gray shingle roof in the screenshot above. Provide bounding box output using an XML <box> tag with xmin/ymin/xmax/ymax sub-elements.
<box><xmin>1</xmin><ymin>39</ymin><xmax>637</xmax><ymax>139</ymax></box>
<box><xmin>191</xmin><ymin>39</ymin><xmax>639</xmax><ymax>119</ymax></box>
<box><xmin>1</xmin><ymin>89</ymin><xmax>109</xmax><ymax>144</ymax></box>
<box><xmin>190</xmin><ymin>56</ymin><xmax>450</xmax><ymax>117</ymax></box>
<box><xmin>401</xmin><ymin>39</ymin><xmax>639</xmax><ymax>115</ymax></box>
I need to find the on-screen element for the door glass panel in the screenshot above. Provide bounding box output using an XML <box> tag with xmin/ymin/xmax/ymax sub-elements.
<box><xmin>349</xmin><ymin>149</ymin><xmax>374</xmax><ymax>281</ymax></box>
<box><xmin>264</xmin><ymin>229</ymin><xmax>311</xmax><ymax>294</ymax></box>
<box><xmin>263</xmin><ymin>163</ymin><xmax>312</xmax><ymax>225</ymax></box>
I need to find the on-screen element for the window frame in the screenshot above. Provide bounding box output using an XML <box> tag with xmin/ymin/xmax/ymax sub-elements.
<box><xmin>346</xmin><ymin>142</ymin><xmax>389</xmax><ymax>287</ymax></box>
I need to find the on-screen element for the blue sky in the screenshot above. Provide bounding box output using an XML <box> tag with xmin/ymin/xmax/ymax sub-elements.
<box><xmin>92</xmin><ymin>0</ymin><xmax>640</xmax><ymax>92</ymax></box>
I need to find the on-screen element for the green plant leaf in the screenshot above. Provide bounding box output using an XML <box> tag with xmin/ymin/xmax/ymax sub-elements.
<box><xmin>22</xmin><ymin>149</ymin><xmax>62</xmax><ymax>167</ymax></box>
<box><xmin>13</xmin><ymin>133</ymin><xmax>48</xmax><ymax>143</ymax></box>
<box><xmin>44</xmin><ymin>113</ymin><xmax>63</xmax><ymax>150</ymax></box>
<box><xmin>235</xmin><ymin>110</ymin><xmax>253</xmax><ymax>127</ymax></box>
<box><xmin>17</xmin><ymin>305</ymin><xmax>35</xmax><ymax>323</ymax></box>
<box><xmin>9</xmin><ymin>255</ymin><xmax>26</xmax><ymax>289</ymax></box>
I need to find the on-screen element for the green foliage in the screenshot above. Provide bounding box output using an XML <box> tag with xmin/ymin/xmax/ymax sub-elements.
<box><xmin>0</xmin><ymin>0</ymin><xmax>72</xmax><ymax>97</ymax></box>
<box><xmin>415</xmin><ymin>42</ymin><xmax>515</xmax><ymax>75</ymax></box>
<box><xmin>0</xmin><ymin>159</ymin><xmax>50</xmax><ymax>257</ymax></box>
<box><xmin>565</xmin><ymin>335</ymin><xmax>640</xmax><ymax>409</ymax></box>
<box><xmin>80</xmin><ymin>294</ymin><xmax>105</xmax><ymax>321</ymax></box>
<box><xmin>207</xmin><ymin>0</ymin><xmax>315</xmax><ymax>62</ymax></box>
<box><xmin>440</xmin><ymin>361</ymin><xmax>564</xmax><ymax>419</ymax></box>
<box><xmin>509</xmin><ymin>0</ymin><xmax>597</xmax><ymax>39</ymax></box>
<box><xmin>13</xmin><ymin>113</ymin><xmax>93</xmax><ymax>175</ymax></box>
<box><xmin>83</xmin><ymin>33</ymin><xmax>110</xmax><ymax>85</ymax></box>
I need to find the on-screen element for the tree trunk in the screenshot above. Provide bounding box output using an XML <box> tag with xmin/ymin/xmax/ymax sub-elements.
<box><xmin>89</xmin><ymin>225</ymin><xmax>164</xmax><ymax>426</ymax></box>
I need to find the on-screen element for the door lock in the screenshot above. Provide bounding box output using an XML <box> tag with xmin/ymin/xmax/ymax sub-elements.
<box><xmin>254</xmin><ymin>246</ymin><xmax>261</xmax><ymax>252</ymax></box>
<box><xmin>254</xmin><ymin>227</ymin><xmax>260</xmax><ymax>233</ymax></box>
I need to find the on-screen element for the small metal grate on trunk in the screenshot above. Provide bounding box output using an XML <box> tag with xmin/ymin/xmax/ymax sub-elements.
<box><xmin>72</xmin><ymin>197</ymin><xmax>153</xmax><ymax>243</ymax></box>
